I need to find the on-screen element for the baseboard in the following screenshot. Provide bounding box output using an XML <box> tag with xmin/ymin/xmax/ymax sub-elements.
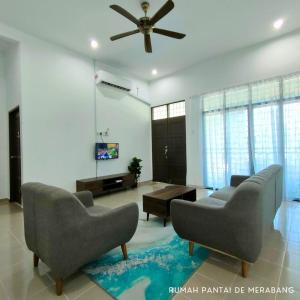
<box><xmin>186</xmin><ymin>184</ymin><xmax>206</xmax><ymax>189</ymax></box>
<box><xmin>13</xmin><ymin>202</ymin><xmax>23</xmax><ymax>208</ymax></box>
<box><xmin>0</xmin><ymin>198</ymin><xmax>10</xmax><ymax>202</ymax></box>
<box><xmin>137</xmin><ymin>180</ymin><xmax>153</xmax><ymax>186</ymax></box>
<box><xmin>0</xmin><ymin>198</ymin><xmax>23</xmax><ymax>208</ymax></box>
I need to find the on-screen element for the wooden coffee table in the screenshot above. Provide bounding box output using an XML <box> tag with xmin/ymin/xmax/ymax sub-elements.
<box><xmin>143</xmin><ymin>185</ymin><xmax>196</xmax><ymax>227</ymax></box>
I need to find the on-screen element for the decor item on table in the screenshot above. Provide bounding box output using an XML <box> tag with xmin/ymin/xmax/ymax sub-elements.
<box><xmin>83</xmin><ymin>217</ymin><xmax>209</xmax><ymax>300</ymax></box>
<box><xmin>171</xmin><ymin>165</ymin><xmax>283</xmax><ymax>278</ymax></box>
<box><xmin>109</xmin><ymin>1</ymin><xmax>186</xmax><ymax>53</ymax></box>
<box><xmin>128</xmin><ymin>157</ymin><xmax>143</xmax><ymax>187</ymax></box>
<box><xmin>21</xmin><ymin>183</ymin><xmax>138</xmax><ymax>295</ymax></box>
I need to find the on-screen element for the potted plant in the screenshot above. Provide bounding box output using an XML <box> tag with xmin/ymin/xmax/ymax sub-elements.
<box><xmin>128</xmin><ymin>157</ymin><xmax>143</xmax><ymax>187</ymax></box>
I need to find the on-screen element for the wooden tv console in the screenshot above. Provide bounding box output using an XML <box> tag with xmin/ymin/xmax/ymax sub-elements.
<box><xmin>76</xmin><ymin>173</ymin><xmax>135</xmax><ymax>197</ymax></box>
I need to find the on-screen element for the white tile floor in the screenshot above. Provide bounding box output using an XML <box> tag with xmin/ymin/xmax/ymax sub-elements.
<box><xmin>0</xmin><ymin>181</ymin><xmax>299</xmax><ymax>300</ymax></box>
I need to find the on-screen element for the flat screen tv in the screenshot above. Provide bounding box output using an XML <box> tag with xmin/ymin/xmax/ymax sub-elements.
<box><xmin>95</xmin><ymin>143</ymin><xmax>119</xmax><ymax>160</ymax></box>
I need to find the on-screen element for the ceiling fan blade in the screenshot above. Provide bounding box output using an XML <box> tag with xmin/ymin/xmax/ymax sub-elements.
<box><xmin>150</xmin><ymin>0</ymin><xmax>174</xmax><ymax>25</ymax></box>
<box><xmin>110</xmin><ymin>29</ymin><xmax>140</xmax><ymax>41</ymax></box>
<box><xmin>144</xmin><ymin>34</ymin><xmax>152</xmax><ymax>53</ymax></box>
<box><xmin>110</xmin><ymin>5</ymin><xmax>140</xmax><ymax>26</ymax></box>
<box><xmin>153</xmin><ymin>28</ymin><xmax>186</xmax><ymax>39</ymax></box>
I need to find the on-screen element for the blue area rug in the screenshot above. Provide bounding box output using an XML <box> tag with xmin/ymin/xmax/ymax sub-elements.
<box><xmin>83</xmin><ymin>218</ymin><xmax>208</xmax><ymax>300</ymax></box>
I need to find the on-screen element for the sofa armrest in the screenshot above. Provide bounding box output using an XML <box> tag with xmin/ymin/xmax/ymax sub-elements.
<box><xmin>171</xmin><ymin>199</ymin><xmax>229</xmax><ymax>243</ymax></box>
<box><xmin>230</xmin><ymin>175</ymin><xmax>250</xmax><ymax>187</ymax></box>
<box><xmin>74</xmin><ymin>191</ymin><xmax>94</xmax><ymax>207</ymax></box>
<box><xmin>84</xmin><ymin>202</ymin><xmax>139</xmax><ymax>245</ymax></box>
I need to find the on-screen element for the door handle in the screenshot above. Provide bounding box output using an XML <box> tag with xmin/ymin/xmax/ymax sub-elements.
<box><xmin>10</xmin><ymin>156</ymin><xmax>20</xmax><ymax>159</ymax></box>
<box><xmin>164</xmin><ymin>145</ymin><xmax>168</xmax><ymax>159</ymax></box>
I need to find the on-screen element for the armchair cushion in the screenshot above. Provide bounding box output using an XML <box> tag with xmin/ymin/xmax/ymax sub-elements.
<box><xmin>210</xmin><ymin>187</ymin><xmax>236</xmax><ymax>202</ymax></box>
<box><xmin>86</xmin><ymin>205</ymin><xmax>111</xmax><ymax>216</ymax></box>
<box><xmin>197</xmin><ymin>197</ymin><xmax>226</xmax><ymax>207</ymax></box>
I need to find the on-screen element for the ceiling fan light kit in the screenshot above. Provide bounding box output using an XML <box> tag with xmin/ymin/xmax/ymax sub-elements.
<box><xmin>110</xmin><ymin>0</ymin><xmax>186</xmax><ymax>53</ymax></box>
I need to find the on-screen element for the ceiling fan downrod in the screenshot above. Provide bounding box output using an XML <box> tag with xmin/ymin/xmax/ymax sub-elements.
<box><xmin>141</xmin><ymin>1</ymin><xmax>150</xmax><ymax>16</ymax></box>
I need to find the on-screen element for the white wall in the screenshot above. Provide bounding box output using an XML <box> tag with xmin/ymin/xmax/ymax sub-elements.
<box><xmin>20</xmin><ymin>37</ymin><xmax>96</xmax><ymax>190</ymax></box>
<box><xmin>0</xmin><ymin>51</ymin><xmax>9</xmax><ymax>198</ymax></box>
<box><xmin>150</xmin><ymin>29</ymin><xmax>300</xmax><ymax>187</ymax></box>
<box><xmin>95</xmin><ymin>86</ymin><xmax>152</xmax><ymax>182</ymax></box>
<box><xmin>150</xmin><ymin>29</ymin><xmax>300</xmax><ymax>104</ymax></box>
<box><xmin>0</xmin><ymin>22</ymin><xmax>152</xmax><ymax>192</ymax></box>
<box><xmin>95</xmin><ymin>62</ymin><xmax>152</xmax><ymax>182</ymax></box>
<box><xmin>4</xmin><ymin>44</ymin><xmax>21</xmax><ymax>111</ymax></box>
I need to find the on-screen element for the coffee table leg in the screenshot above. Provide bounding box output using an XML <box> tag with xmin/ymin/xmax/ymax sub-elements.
<box><xmin>164</xmin><ymin>218</ymin><xmax>167</xmax><ymax>227</ymax></box>
<box><xmin>147</xmin><ymin>213</ymin><xmax>149</xmax><ymax>221</ymax></box>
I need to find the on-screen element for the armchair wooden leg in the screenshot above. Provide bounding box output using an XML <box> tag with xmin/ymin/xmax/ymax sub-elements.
<box><xmin>121</xmin><ymin>244</ymin><xmax>128</xmax><ymax>260</ymax></box>
<box><xmin>55</xmin><ymin>279</ymin><xmax>63</xmax><ymax>296</ymax></box>
<box><xmin>241</xmin><ymin>261</ymin><xmax>249</xmax><ymax>278</ymax></box>
<box><xmin>189</xmin><ymin>241</ymin><xmax>194</xmax><ymax>256</ymax></box>
<box><xmin>33</xmin><ymin>253</ymin><xmax>39</xmax><ymax>267</ymax></box>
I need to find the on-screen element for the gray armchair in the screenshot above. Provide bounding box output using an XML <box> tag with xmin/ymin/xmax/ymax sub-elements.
<box><xmin>21</xmin><ymin>182</ymin><xmax>139</xmax><ymax>295</ymax></box>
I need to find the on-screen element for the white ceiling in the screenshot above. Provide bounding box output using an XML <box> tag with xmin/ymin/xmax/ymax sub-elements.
<box><xmin>0</xmin><ymin>0</ymin><xmax>300</xmax><ymax>81</ymax></box>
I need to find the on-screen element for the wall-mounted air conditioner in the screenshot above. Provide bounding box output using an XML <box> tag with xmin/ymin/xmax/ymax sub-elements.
<box><xmin>95</xmin><ymin>70</ymin><xmax>132</xmax><ymax>92</ymax></box>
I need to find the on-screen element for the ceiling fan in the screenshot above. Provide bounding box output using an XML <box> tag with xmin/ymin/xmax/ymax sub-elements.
<box><xmin>110</xmin><ymin>0</ymin><xmax>186</xmax><ymax>53</ymax></box>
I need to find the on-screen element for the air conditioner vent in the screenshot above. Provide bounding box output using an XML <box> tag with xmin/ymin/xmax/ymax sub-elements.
<box><xmin>95</xmin><ymin>70</ymin><xmax>132</xmax><ymax>92</ymax></box>
<box><xmin>101</xmin><ymin>80</ymin><xmax>131</xmax><ymax>92</ymax></box>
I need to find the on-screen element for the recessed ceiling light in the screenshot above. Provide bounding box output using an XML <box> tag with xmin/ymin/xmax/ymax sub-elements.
<box><xmin>152</xmin><ymin>69</ymin><xmax>158</xmax><ymax>75</ymax></box>
<box><xmin>273</xmin><ymin>18</ymin><xmax>284</xmax><ymax>30</ymax></box>
<box><xmin>90</xmin><ymin>39</ymin><xmax>99</xmax><ymax>49</ymax></box>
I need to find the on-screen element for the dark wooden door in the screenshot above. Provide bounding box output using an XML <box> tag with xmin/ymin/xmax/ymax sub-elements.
<box><xmin>9</xmin><ymin>107</ymin><xmax>22</xmax><ymax>204</ymax></box>
<box><xmin>152</xmin><ymin>116</ymin><xmax>186</xmax><ymax>185</ymax></box>
<box><xmin>152</xmin><ymin>119</ymin><xmax>169</xmax><ymax>183</ymax></box>
<box><xmin>167</xmin><ymin>116</ymin><xmax>186</xmax><ymax>185</ymax></box>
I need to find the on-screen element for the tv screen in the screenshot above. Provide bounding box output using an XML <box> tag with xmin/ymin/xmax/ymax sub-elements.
<box><xmin>95</xmin><ymin>143</ymin><xmax>119</xmax><ymax>160</ymax></box>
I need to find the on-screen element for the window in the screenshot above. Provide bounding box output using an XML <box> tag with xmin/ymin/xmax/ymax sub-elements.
<box><xmin>169</xmin><ymin>101</ymin><xmax>185</xmax><ymax>117</ymax></box>
<box><xmin>283</xmin><ymin>101</ymin><xmax>300</xmax><ymax>199</ymax></box>
<box><xmin>202</xmin><ymin>74</ymin><xmax>300</xmax><ymax>200</ymax></box>
<box><xmin>252</xmin><ymin>104</ymin><xmax>281</xmax><ymax>170</ymax></box>
<box><xmin>203</xmin><ymin>92</ymin><xmax>223</xmax><ymax>112</ymax></box>
<box><xmin>152</xmin><ymin>101</ymin><xmax>185</xmax><ymax>120</ymax></box>
<box><xmin>203</xmin><ymin>88</ymin><xmax>250</xmax><ymax>188</ymax></box>
<box><xmin>251</xmin><ymin>80</ymin><xmax>280</xmax><ymax>104</ymax></box>
<box><xmin>204</xmin><ymin>111</ymin><xmax>225</xmax><ymax>188</ymax></box>
<box><xmin>226</xmin><ymin>86</ymin><xmax>248</xmax><ymax>108</ymax></box>
<box><xmin>152</xmin><ymin>105</ymin><xmax>167</xmax><ymax>120</ymax></box>
<box><xmin>283</xmin><ymin>74</ymin><xmax>300</xmax><ymax>100</ymax></box>
<box><xmin>226</xmin><ymin>107</ymin><xmax>250</xmax><ymax>177</ymax></box>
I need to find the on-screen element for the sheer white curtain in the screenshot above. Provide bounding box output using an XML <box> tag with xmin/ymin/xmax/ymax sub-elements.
<box><xmin>225</xmin><ymin>87</ymin><xmax>250</xmax><ymax>181</ymax></box>
<box><xmin>282</xmin><ymin>74</ymin><xmax>300</xmax><ymax>199</ymax></box>
<box><xmin>203</xmin><ymin>93</ymin><xmax>225</xmax><ymax>188</ymax></box>
<box><xmin>203</xmin><ymin>88</ymin><xmax>250</xmax><ymax>188</ymax></box>
<box><xmin>202</xmin><ymin>73</ymin><xmax>300</xmax><ymax>200</ymax></box>
<box><xmin>251</xmin><ymin>80</ymin><xmax>282</xmax><ymax>172</ymax></box>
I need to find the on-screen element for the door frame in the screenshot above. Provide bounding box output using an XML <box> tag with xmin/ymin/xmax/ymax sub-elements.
<box><xmin>9</xmin><ymin>106</ymin><xmax>22</xmax><ymax>204</ymax></box>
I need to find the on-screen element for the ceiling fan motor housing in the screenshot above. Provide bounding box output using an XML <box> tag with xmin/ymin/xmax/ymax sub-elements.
<box><xmin>139</xmin><ymin>17</ymin><xmax>152</xmax><ymax>34</ymax></box>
